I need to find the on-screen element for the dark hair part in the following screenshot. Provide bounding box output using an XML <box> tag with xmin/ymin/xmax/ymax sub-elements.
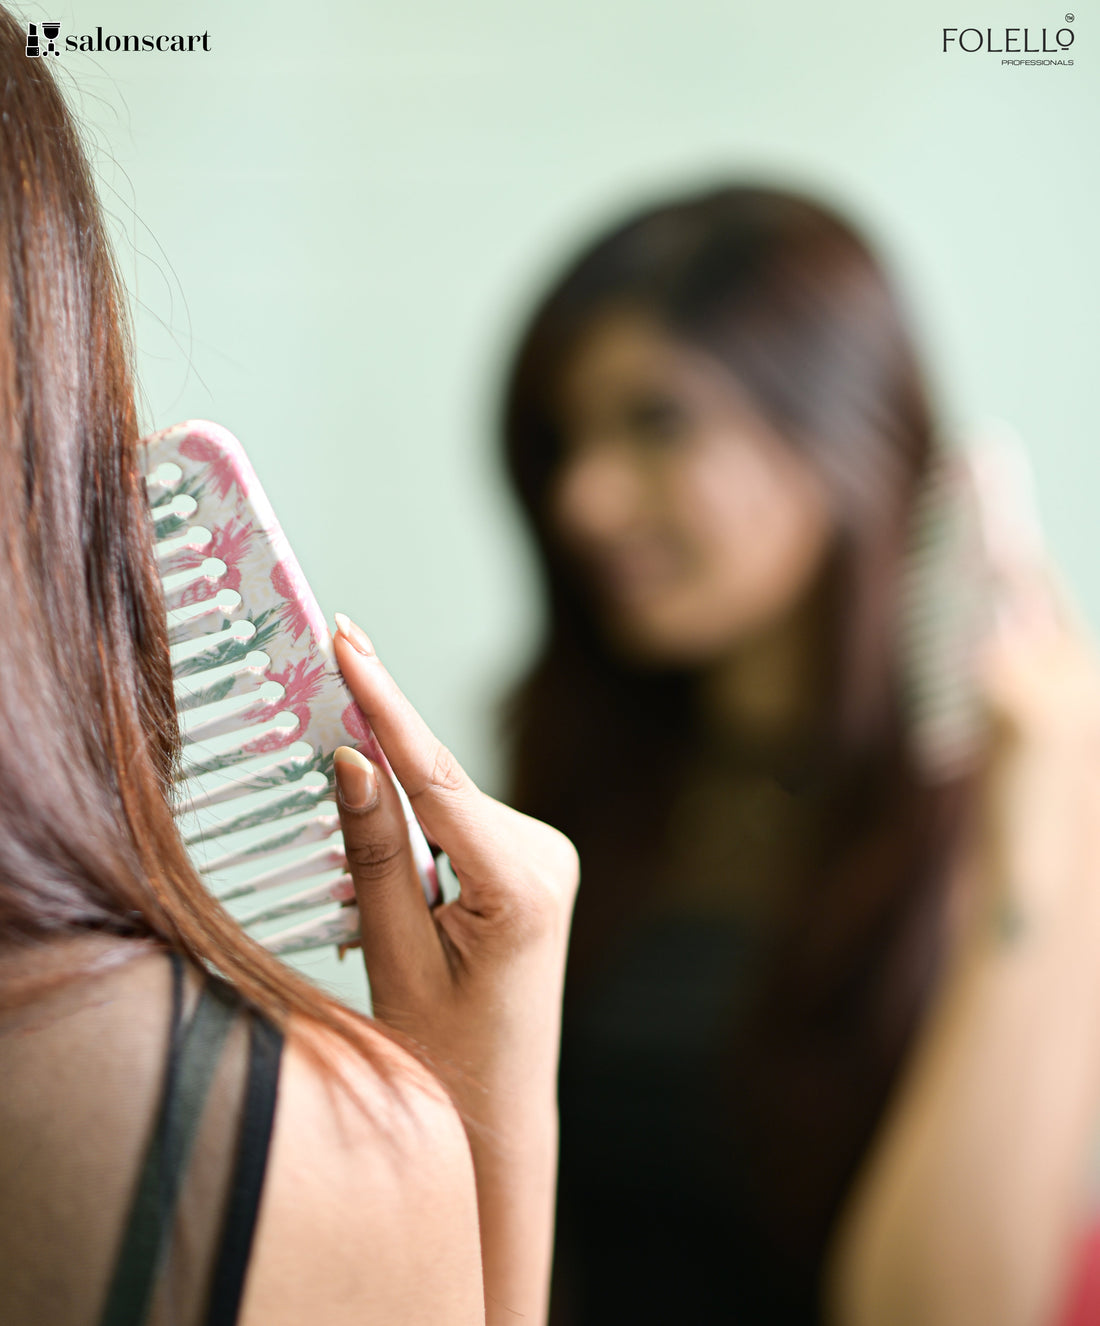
<box><xmin>0</xmin><ymin>6</ymin><xmax>395</xmax><ymax>1080</ymax></box>
<box><xmin>501</xmin><ymin>185</ymin><xmax>971</xmax><ymax>1269</ymax></box>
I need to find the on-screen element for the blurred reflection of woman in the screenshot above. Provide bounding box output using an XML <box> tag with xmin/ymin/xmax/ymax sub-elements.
<box><xmin>500</xmin><ymin>185</ymin><xmax>1100</xmax><ymax>1325</ymax></box>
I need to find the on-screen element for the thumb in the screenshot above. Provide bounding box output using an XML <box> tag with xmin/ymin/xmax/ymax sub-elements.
<box><xmin>332</xmin><ymin>746</ymin><xmax>442</xmax><ymax>996</ymax></box>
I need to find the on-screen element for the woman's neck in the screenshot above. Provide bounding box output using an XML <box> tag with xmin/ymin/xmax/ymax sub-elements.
<box><xmin>0</xmin><ymin>930</ymin><xmax>149</xmax><ymax>1015</ymax></box>
<box><xmin>697</xmin><ymin>587</ymin><xmax>831</xmax><ymax>758</ymax></box>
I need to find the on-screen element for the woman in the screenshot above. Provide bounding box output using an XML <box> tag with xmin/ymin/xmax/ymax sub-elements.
<box><xmin>0</xmin><ymin>11</ymin><xmax>577</xmax><ymax>1326</ymax></box>
<box><xmin>501</xmin><ymin>185</ymin><xmax>1100</xmax><ymax>1323</ymax></box>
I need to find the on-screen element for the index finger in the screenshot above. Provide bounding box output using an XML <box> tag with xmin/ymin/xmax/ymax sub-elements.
<box><xmin>333</xmin><ymin>615</ymin><xmax>480</xmax><ymax>843</ymax></box>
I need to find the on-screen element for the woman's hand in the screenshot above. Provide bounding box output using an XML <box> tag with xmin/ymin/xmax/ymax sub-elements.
<box><xmin>330</xmin><ymin>613</ymin><xmax>579</xmax><ymax>1326</ymax></box>
<box><xmin>971</xmin><ymin>579</ymin><xmax>1100</xmax><ymax>952</ymax></box>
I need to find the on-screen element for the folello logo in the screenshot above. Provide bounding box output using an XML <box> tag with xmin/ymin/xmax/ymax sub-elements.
<box><xmin>25</xmin><ymin>22</ymin><xmax>61</xmax><ymax>57</ymax></box>
<box><xmin>942</xmin><ymin>13</ymin><xmax>1076</xmax><ymax>66</ymax></box>
<box><xmin>23</xmin><ymin>20</ymin><xmax>212</xmax><ymax>56</ymax></box>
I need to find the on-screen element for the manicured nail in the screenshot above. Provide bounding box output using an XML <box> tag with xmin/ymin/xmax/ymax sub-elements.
<box><xmin>333</xmin><ymin>745</ymin><xmax>379</xmax><ymax>811</ymax></box>
<box><xmin>334</xmin><ymin>612</ymin><xmax>374</xmax><ymax>656</ymax></box>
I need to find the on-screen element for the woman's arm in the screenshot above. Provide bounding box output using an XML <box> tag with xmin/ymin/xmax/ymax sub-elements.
<box><xmin>828</xmin><ymin>600</ymin><xmax>1100</xmax><ymax>1326</ymax></box>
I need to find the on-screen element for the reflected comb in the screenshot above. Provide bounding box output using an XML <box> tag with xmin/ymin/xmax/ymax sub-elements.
<box><xmin>143</xmin><ymin>419</ymin><xmax>439</xmax><ymax>955</ymax></box>
<box><xmin>900</xmin><ymin>425</ymin><xmax>1044</xmax><ymax>780</ymax></box>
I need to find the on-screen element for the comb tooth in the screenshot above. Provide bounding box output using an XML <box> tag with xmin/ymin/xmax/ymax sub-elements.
<box><xmin>183</xmin><ymin>783</ymin><xmax>332</xmax><ymax>845</ymax></box>
<box><xmin>154</xmin><ymin>511</ymin><xmax>190</xmax><ymax>540</ymax></box>
<box><xmin>162</xmin><ymin>576</ymin><xmax>224</xmax><ymax>613</ymax></box>
<box><xmin>158</xmin><ymin>538</ymin><xmax>215</xmax><ymax>577</ymax></box>
<box><xmin>167</xmin><ymin>601</ymin><xmax>234</xmax><ymax>645</ymax></box>
<box><xmin>181</xmin><ymin>698</ymin><xmax>286</xmax><ymax>747</ymax></box>
<box><xmin>145</xmin><ymin>476</ymin><xmax>183</xmax><ymax>506</ymax></box>
<box><xmin>198</xmin><ymin>814</ymin><xmax>341</xmax><ymax>874</ymax></box>
<box><xmin>180</xmin><ymin>736</ymin><xmax>298</xmax><ymax>781</ymax></box>
<box><xmin>174</xmin><ymin>664</ymin><xmax>267</xmax><ymax>714</ymax></box>
<box><xmin>173</xmin><ymin>634</ymin><xmax>256</xmax><ymax>679</ymax></box>
<box><xmin>156</xmin><ymin>525</ymin><xmax>212</xmax><ymax>556</ymax></box>
<box><xmin>217</xmin><ymin>845</ymin><xmax>347</xmax><ymax>901</ymax></box>
<box><xmin>175</xmin><ymin>752</ymin><xmax>315</xmax><ymax>814</ymax></box>
<box><xmin>260</xmin><ymin>907</ymin><xmax>361</xmax><ymax>956</ymax></box>
<box><xmin>241</xmin><ymin>875</ymin><xmax>355</xmax><ymax>927</ymax></box>
<box><xmin>180</xmin><ymin>722</ymin><xmax>300</xmax><ymax>777</ymax></box>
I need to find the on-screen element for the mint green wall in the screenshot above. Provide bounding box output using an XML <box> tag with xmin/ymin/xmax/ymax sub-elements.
<box><xmin>27</xmin><ymin>0</ymin><xmax>1097</xmax><ymax>1005</ymax></box>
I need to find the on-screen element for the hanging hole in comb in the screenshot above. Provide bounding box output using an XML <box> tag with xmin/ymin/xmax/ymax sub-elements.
<box><xmin>152</xmin><ymin>461</ymin><xmax>183</xmax><ymax>484</ymax></box>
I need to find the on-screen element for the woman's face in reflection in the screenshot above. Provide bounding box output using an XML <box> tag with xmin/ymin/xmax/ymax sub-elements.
<box><xmin>549</xmin><ymin>310</ymin><xmax>836</xmax><ymax>666</ymax></box>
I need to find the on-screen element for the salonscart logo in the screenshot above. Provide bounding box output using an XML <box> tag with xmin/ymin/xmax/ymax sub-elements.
<box><xmin>942</xmin><ymin>14</ymin><xmax>1076</xmax><ymax>66</ymax></box>
<box><xmin>25</xmin><ymin>21</ymin><xmax>60</xmax><ymax>56</ymax></box>
<box><xmin>25</xmin><ymin>20</ymin><xmax>212</xmax><ymax>56</ymax></box>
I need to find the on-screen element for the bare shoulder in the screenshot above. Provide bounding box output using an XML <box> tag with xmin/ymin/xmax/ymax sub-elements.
<box><xmin>239</xmin><ymin>1014</ymin><xmax>484</xmax><ymax>1326</ymax></box>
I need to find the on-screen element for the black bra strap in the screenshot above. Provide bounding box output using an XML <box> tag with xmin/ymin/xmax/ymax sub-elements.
<box><xmin>98</xmin><ymin>954</ymin><xmax>237</xmax><ymax>1326</ymax></box>
<box><xmin>201</xmin><ymin>1009</ymin><xmax>284</xmax><ymax>1326</ymax></box>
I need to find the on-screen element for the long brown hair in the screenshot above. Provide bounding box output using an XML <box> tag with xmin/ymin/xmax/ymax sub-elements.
<box><xmin>501</xmin><ymin>186</ymin><xmax>972</xmax><ymax>1267</ymax></box>
<box><xmin>0</xmin><ymin>7</ymin><xmax>391</xmax><ymax>1075</ymax></box>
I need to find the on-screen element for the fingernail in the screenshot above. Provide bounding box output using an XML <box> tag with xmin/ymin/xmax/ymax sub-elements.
<box><xmin>333</xmin><ymin>746</ymin><xmax>379</xmax><ymax>811</ymax></box>
<box><xmin>334</xmin><ymin>613</ymin><xmax>374</xmax><ymax>657</ymax></box>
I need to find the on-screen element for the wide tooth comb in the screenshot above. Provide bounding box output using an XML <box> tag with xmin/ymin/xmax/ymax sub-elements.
<box><xmin>899</xmin><ymin>425</ymin><xmax>1043</xmax><ymax>781</ymax></box>
<box><xmin>144</xmin><ymin>419</ymin><xmax>439</xmax><ymax>956</ymax></box>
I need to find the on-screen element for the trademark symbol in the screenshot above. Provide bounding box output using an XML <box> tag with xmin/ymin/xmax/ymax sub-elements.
<box><xmin>1065</xmin><ymin>12</ymin><xmax>1075</xmax><ymax>20</ymax></box>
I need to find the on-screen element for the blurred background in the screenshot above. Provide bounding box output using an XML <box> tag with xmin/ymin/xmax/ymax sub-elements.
<box><xmin>19</xmin><ymin>0</ymin><xmax>1097</xmax><ymax>1004</ymax></box>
